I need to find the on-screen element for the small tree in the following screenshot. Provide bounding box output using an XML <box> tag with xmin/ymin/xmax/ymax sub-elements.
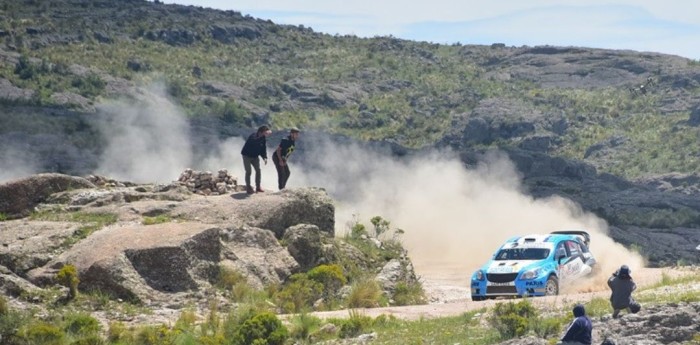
<box><xmin>370</xmin><ymin>216</ymin><xmax>390</xmax><ymax>238</ymax></box>
<box><xmin>56</xmin><ymin>264</ymin><xmax>80</xmax><ymax>300</ymax></box>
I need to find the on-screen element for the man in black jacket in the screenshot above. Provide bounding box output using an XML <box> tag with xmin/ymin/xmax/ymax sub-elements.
<box><xmin>240</xmin><ymin>125</ymin><xmax>271</xmax><ymax>194</ymax></box>
<box><xmin>272</xmin><ymin>127</ymin><xmax>300</xmax><ymax>190</ymax></box>
<box><xmin>557</xmin><ymin>304</ymin><xmax>592</xmax><ymax>345</ymax></box>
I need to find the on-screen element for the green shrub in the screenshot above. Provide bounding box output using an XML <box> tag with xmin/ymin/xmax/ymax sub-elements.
<box><xmin>71</xmin><ymin>73</ymin><xmax>105</xmax><ymax>97</ymax></box>
<box><xmin>15</xmin><ymin>55</ymin><xmax>36</xmax><ymax>80</ymax></box>
<box><xmin>56</xmin><ymin>264</ymin><xmax>80</xmax><ymax>300</ymax></box>
<box><xmin>488</xmin><ymin>300</ymin><xmax>537</xmax><ymax>339</ymax></box>
<box><xmin>531</xmin><ymin>315</ymin><xmax>562</xmax><ymax>338</ymax></box>
<box><xmin>107</xmin><ymin>321</ymin><xmax>128</xmax><ymax>343</ymax></box>
<box><xmin>215</xmin><ymin>265</ymin><xmax>256</xmax><ymax>302</ymax></box>
<box><xmin>135</xmin><ymin>324</ymin><xmax>173</xmax><ymax>345</ymax></box>
<box><xmin>0</xmin><ymin>212</ymin><xmax>7</xmax><ymax>221</ymax></box>
<box><xmin>20</xmin><ymin>322</ymin><xmax>65</xmax><ymax>345</ymax></box>
<box><xmin>346</xmin><ymin>279</ymin><xmax>383</xmax><ymax>308</ymax></box>
<box><xmin>232</xmin><ymin>311</ymin><xmax>288</xmax><ymax>345</ymax></box>
<box><xmin>63</xmin><ymin>312</ymin><xmax>101</xmax><ymax>335</ymax></box>
<box><xmin>0</xmin><ymin>300</ymin><xmax>27</xmax><ymax>345</ymax></box>
<box><xmin>307</xmin><ymin>264</ymin><xmax>347</xmax><ymax>300</ymax></box>
<box><xmin>71</xmin><ymin>334</ymin><xmax>107</xmax><ymax>345</ymax></box>
<box><xmin>370</xmin><ymin>216</ymin><xmax>390</xmax><ymax>238</ymax></box>
<box><xmin>338</xmin><ymin>310</ymin><xmax>373</xmax><ymax>338</ymax></box>
<box><xmin>0</xmin><ymin>295</ymin><xmax>7</xmax><ymax>315</ymax></box>
<box><xmin>275</xmin><ymin>274</ymin><xmax>323</xmax><ymax>313</ymax></box>
<box><xmin>391</xmin><ymin>281</ymin><xmax>426</xmax><ymax>306</ymax></box>
<box><xmin>174</xmin><ymin>309</ymin><xmax>197</xmax><ymax>333</ymax></box>
<box><xmin>288</xmin><ymin>312</ymin><xmax>322</xmax><ymax>341</ymax></box>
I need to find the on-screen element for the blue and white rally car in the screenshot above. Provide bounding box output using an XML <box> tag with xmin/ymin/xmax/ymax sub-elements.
<box><xmin>470</xmin><ymin>231</ymin><xmax>596</xmax><ymax>301</ymax></box>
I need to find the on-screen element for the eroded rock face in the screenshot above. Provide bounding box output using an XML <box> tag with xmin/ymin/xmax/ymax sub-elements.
<box><xmin>220</xmin><ymin>226</ymin><xmax>299</xmax><ymax>288</ymax></box>
<box><xmin>0</xmin><ymin>220</ymin><xmax>81</xmax><ymax>275</ymax></box>
<box><xmin>0</xmin><ymin>173</ymin><xmax>95</xmax><ymax>218</ymax></box>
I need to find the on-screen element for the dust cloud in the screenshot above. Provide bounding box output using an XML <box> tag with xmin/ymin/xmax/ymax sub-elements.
<box><xmin>94</xmin><ymin>83</ymin><xmax>192</xmax><ymax>183</ymax></box>
<box><xmin>0</xmin><ymin>145</ymin><xmax>39</xmax><ymax>183</ymax></box>
<box><xmin>293</xmin><ymin>140</ymin><xmax>645</xmax><ymax>291</ymax></box>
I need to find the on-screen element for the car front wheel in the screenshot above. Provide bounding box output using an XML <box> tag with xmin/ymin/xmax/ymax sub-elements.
<box><xmin>544</xmin><ymin>276</ymin><xmax>559</xmax><ymax>296</ymax></box>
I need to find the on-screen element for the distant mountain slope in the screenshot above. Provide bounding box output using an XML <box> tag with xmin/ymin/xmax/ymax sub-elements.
<box><xmin>1</xmin><ymin>0</ymin><xmax>700</xmax><ymax>265</ymax></box>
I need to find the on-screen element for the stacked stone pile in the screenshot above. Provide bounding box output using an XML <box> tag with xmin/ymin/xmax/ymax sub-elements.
<box><xmin>177</xmin><ymin>168</ymin><xmax>238</xmax><ymax>195</ymax></box>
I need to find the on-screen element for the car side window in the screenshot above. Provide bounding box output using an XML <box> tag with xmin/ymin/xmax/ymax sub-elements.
<box><xmin>555</xmin><ymin>242</ymin><xmax>567</xmax><ymax>259</ymax></box>
<box><xmin>567</xmin><ymin>241</ymin><xmax>581</xmax><ymax>257</ymax></box>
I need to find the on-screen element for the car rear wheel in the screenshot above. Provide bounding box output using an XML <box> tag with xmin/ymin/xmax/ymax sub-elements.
<box><xmin>471</xmin><ymin>295</ymin><xmax>486</xmax><ymax>301</ymax></box>
<box><xmin>544</xmin><ymin>276</ymin><xmax>559</xmax><ymax>296</ymax></box>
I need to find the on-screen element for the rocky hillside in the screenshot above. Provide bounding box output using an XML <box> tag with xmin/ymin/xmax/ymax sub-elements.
<box><xmin>0</xmin><ymin>0</ymin><xmax>699</xmax><ymax>265</ymax></box>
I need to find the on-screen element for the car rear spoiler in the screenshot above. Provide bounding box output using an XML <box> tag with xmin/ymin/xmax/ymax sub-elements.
<box><xmin>550</xmin><ymin>230</ymin><xmax>591</xmax><ymax>247</ymax></box>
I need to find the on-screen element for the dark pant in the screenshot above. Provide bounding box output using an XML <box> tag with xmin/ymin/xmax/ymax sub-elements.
<box><xmin>272</xmin><ymin>155</ymin><xmax>291</xmax><ymax>190</ymax></box>
<box><xmin>242</xmin><ymin>155</ymin><xmax>261</xmax><ymax>188</ymax></box>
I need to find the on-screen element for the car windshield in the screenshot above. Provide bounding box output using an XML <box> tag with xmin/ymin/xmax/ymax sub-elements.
<box><xmin>495</xmin><ymin>248</ymin><xmax>550</xmax><ymax>261</ymax></box>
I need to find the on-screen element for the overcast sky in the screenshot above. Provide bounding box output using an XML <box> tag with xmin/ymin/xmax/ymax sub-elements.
<box><xmin>162</xmin><ymin>0</ymin><xmax>700</xmax><ymax>60</ymax></box>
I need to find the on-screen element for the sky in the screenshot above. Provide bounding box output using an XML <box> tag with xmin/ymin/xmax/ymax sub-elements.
<box><xmin>162</xmin><ymin>0</ymin><xmax>700</xmax><ymax>60</ymax></box>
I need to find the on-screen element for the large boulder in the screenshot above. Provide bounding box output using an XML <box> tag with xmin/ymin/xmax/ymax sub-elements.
<box><xmin>0</xmin><ymin>173</ymin><xmax>95</xmax><ymax>218</ymax></box>
<box><xmin>27</xmin><ymin>222</ymin><xmax>222</xmax><ymax>302</ymax></box>
<box><xmin>245</xmin><ymin>188</ymin><xmax>335</xmax><ymax>238</ymax></box>
<box><xmin>283</xmin><ymin>224</ymin><xmax>324</xmax><ymax>271</ymax></box>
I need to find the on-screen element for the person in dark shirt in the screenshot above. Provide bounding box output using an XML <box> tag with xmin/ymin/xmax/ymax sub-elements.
<box><xmin>272</xmin><ymin>127</ymin><xmax>300</xmax><ymax>190</ymax></box>
<box><xmin>240</xmin><ymin>125</ymin><xmax>271</xmax><ymax>194</ymax></box>
<box><xmin>607</xmin><ymin>264</ymin><xmax>638</xmax><ymax>318</ymax></box>
<box><xmin>557</xmin><ymin>304</ymin><xmax>592</xmax><ymax>345</ymax></box>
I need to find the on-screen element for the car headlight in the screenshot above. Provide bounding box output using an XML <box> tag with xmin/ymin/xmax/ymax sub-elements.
<box><xmin>473</xmin><ymin>270</ymin><xmax>485</xmax><ymax>281</ymax></box>
<box><xmin>520</xmin><ymin>268</ymin><xmax>540</xmax><ymax>280</ymax></box>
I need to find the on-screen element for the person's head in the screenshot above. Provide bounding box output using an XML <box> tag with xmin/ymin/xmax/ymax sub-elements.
<box><xmin>619</xmin><ymin>265</ymin><xmax>631</xmax><ymax>278</ymax></box>
<box><xmin>573</xmin><ymin>304</ymin><xmax>586</xmax><ymax>317</ymax></box>
<box><xmin>289</xmin><ymin>127</ymin><xmax>300</xmax><ymax>140</ymax></box>
<box><xmin>257</xmin><ymin>125</ymin><xmax>272</xmax><ymax>137</ymax></box>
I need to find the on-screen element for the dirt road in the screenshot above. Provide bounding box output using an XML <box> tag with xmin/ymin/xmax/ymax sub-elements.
<box><xmin>307</xmin><ymin>263</ymin><xmax>683</xmax><ymax>321</ymax></box>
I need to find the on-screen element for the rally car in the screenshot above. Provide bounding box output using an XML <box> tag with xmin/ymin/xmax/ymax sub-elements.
<box><xmin>470</xmin><ymin>231</ymin><xmax>596</xmax><ymax>301</ymax></box>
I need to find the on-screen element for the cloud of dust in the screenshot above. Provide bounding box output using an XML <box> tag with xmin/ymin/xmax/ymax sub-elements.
<box><xmin>197</xmin><ymin>136</ymin><xmax>246</xmax><ymax>174</ymax></box>
<box><xmin>0</xmin><ymin>145</ymin><xmax>39</xmax><ymax>183</ymax></box>
<box><xmin>292</xmin><ymin>139</ymin><xmax>644</xmax><ymax>291</ymax></box>
<box><xmin>94</xmin><ymin>83</ymin><xmax>192</xmax><ymax>183</ymax></box>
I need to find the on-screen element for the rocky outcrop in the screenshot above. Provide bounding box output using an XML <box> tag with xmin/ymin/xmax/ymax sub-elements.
<box><xmin>248</xmin><ymin>188</ymin><xmax>336</xmax><ymax>238</ymax></box>
<box><xmin>0</xmin><ymin>173</ymin><xmax>95</xmax><ymax>218</ymax></box>
<box><xmin>283</xmin><ymin>224</ymin><xmax>325</xmax><ymax>271</ymax></box>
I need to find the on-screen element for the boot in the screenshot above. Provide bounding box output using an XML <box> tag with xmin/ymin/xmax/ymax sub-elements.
<box><xmin>256</xmin><ymin>186</ymin><xmax>265</xmax><ymax>193</ymax></box>
<box><xmin>246</xmin><ymin>185</ymin><xmax>254</xmax><ymax>194</ymax></box>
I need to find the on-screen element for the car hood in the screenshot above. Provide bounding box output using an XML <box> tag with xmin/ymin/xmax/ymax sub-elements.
<box><xmin>482</xmin><ymin>260</ymin><xmax>542</xmax><ymax>274</ymax></box>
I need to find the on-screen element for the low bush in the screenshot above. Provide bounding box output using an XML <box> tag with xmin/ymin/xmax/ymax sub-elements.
<box><xmin>231</xmin><ymin>311</ymin><xmax>288</xmax><ymax>345</ymax></box>
<box><xmin>346</xmin><ymin>279</ymin><xmax>383</xmax><ymax>308</ymax></box>
<box><xmin>56</xmin><ymin>264</ymin><xmax>80</xmax><ymax>300</ymax></box>
<box><xmin>274</xmin><ymin>273</ymin><xmax>323</xmax><ymax>313</ymax></box>
<box><xmin>392</xmin><ymin>281</ymin><xmax>426</xmax><ymax>306</ymax></box>
<box><xmin>488</xmin><ymin>300</ymin><xmax>537</xmax><ymax>339</ymax></box>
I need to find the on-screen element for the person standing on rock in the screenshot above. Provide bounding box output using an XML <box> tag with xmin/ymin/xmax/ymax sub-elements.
<box><xmin>272</xmin><ymin>127</ymin><xmax>300</xmax><ymax>190</ymax></box>
<box><xmin>557</xmin><ymin>304</ymin><xmax>592</xmax><ymax>345</ymax></box>
<box><xmin>607</xmin><ymin>264</ymin><xmax>638</xmax><ymax>318</ymax></box>
<box><xmin>241</xmin><ymin>125</ymin><xmax>272</xmax><ymax>194</ymax></box>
